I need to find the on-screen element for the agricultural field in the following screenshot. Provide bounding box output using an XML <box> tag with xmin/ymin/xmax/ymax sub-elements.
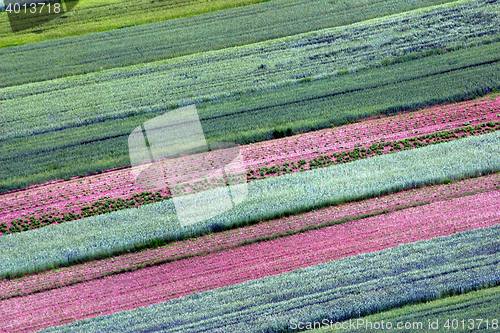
<box><xmin>0</xmin><ymin>190</ymin><xmax>498</xmax><ymax>332</ymax></box>
<box><xmin>1</xmin><ymin>45</ymin><xmax>499</xmax><ymax>191</ymax></box>
<box><xmin>0</xmin><ymin>0</ymin><xmax>265</xmax><ymax>48</ymax></box>
<box><xmin>1</xmin><ymin>0</ymin><xmax>500</xmax><ymax>191</ymax></box>
<box><xmin>0</xmin><ymin>132</ymin><xmax>498</xmax><ymax>279</ymax></box>
<box><xmin>0</xmin><ymin>0</ymin><xmax>498</xmax><ymax>331</ymax></box>
<box><xmin>39</xmin><ymin>226</ymin><xmax>500</xmax><ymax>332</ymax></box>
<box><xmin>1</xmin><ymin>96</ymin><xmax>497</xmax><ymax>234</ymax></box>
<box><xmin>0</xmin><ymin>0</ymin><xmax>456</xmax><ymax>86</ymax></box>
<box><xmin>315</xmin><ymin>287</ymin><xmax>500</xmax><ymax>332</ymax></box>
<box><xmin>1</xmin><ymin>174</ymin><xmax>496</xmax><ymax>300</ymax></box>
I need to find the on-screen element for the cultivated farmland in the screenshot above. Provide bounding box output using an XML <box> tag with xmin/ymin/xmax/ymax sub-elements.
<box><xmin>316</xmin><ymin>287</ymin><xmax>500</xmax><ymax>332</ymax></box>
<box><xmin>1</xmin><ymin>50</ymin><xmax>499</xmax><ymax>192</ymax></box>
<box><xmin>0</xmin><ymin>0</ymin><xmax>455</xmax><ymax>86</ymax></box>
<box><xmin>1</xmin><ymin>96</ymin><xmax>497</xmax><ymax>234</ymax></box>
<box><xmin>1</xmin><ymin>174</ymin><xmax>496</xmax><ymax>301</ymax></box>
<box><xmin>0</xmin><ymin>0</ymin><xmax>264</xmax><ymax>48</ymax></box>
<box><xmin>0</xmin><ymin>190</ymin><xmax>497</xmax><ymax>332</ymax></box>
<box><xmin>40</xmin><ymin>226</ymin><xmax>500</xmax><ymax>333</ymax></box>
<box><xmin>4</xmin><ymin>0</ymin><xmax>498</xmax><ymax>137</ymax></box>
<box><xmin>1</xmin><ymin>0</ymin><xmax>498</xmax><ymax>330</ymax></box>
<box><xmin>0</xmin><ymin>132</ymin><xmax>498</xmax><ymax>279</ymax></box>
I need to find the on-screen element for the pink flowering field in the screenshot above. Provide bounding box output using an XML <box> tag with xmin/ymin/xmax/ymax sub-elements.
<box><xmin>1</xmin><ymin>173</ymin><xmax>496</xmax><ymax>301</ymax></box>
<box><xmin>0</xmin><ymin>97</ymin><xmax>497</xmax><ymax>231</ymax></box>
<box><xmin>0</xmin><ymin>189</ymin><xmax>498</xmax><ymax>332</ymax></box>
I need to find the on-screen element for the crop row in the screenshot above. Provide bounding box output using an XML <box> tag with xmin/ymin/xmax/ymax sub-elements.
<box><xmin>243</xmin><ymin>96</ymin><xmax>500</xmax><ymax>168</ymax></box>
<box><xmin>1</xmin><ymin>174</ymin><xmax>495</xmax><ymax>301</ymax></box>
<box><xmin>40</xmin><ymin>225</ymin><xmax>500</xmax><ymax>333</ymax></box>
<box><xmin>0</xmin><ymin>92</ymin><xmax>498</xmax><ymax>229</ymax></box>
<box><xmin>2</xmin><ymin>119</ymin><xmax>497</xmax><ymax>235</ymax></box>
<box><xmin>0</xmin><ymin>132</ymin><xmax>498</xmax><ymax>279</ymax></box>
<box><xmin>1</xmin><ymin>40</ymin><xmax>499</xmax><ymax>192</ymax></box>
<box><xmin>1</xmin><ymin>190</ymin><xmax>498</xmax><ymax>332</ymax></box>
<box><xmin>0</xmin><ymin>192</ymin><xmax>169</xmax><ymax>235</ymax></box>
<box><xmin>0</xmin><ymin>0</ymin><xmax>455</xmax><ymax>86</ymax></box>
<box><xmin>0</xmin><ymin>0</ymin><xmax>264</xmax><ymax>48</ymax></box>
<box><xmin>247</xmin><ymin>121</ymin><xmax>499</xmax><ymax>180</ymax></box>
<box><xmin>314</xmin><ymin>286</ymin><xmax>500</xmax><ymax>332</ymax></box>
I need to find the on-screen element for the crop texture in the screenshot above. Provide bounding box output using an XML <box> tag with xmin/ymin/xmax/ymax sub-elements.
<box><xmin>2</xmin><ymin>116</ymin><xmax>497</xmax><ymax>234</ymax></box>
<box><xmin>0</xmin><ymin>174</ymin><xmax>495</xmax><ymax>301</ymax></box>
<box><xmin>0</xmin><ymin>0</ymin><xmax>454</xmax><ymax>86</ymax></box>
<box><xmin>0</xmin><ymin>0</ymin><xmax>264</xmax><ymax>48</ymax></box>
<box><xmin>314</xmin><ymin>287</ymin><xmax>500</xmax><ymax>332</ymax></box>
<box><xmin>0</xmin><ymin>190</ymin><xmax>498</xmax><ymax>332</ymax></box>
<box><xmin>1</xmin><ymin>0</ymin><xmax>499</xmax><ymax>191</ymax></box>
<box><xmin>1</xmin><ymin>96</ymin><xmax>496</xmax><ymax>226</ymax></box>
<box><xmin>0</xmin><ymin>132</ymin><xmax>498</xmax><ymax>279</ymax></box>
<box><xmin>40</xmin><ymin>225</ymin><xmax>500</xmax><ymax>333</ymax></box>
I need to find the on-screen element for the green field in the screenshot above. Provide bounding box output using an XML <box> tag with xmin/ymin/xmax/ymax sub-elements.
<box><xmin>0</xmin><ymin>132</ymin><xmax>498</xmax><ymax>278</ymax></box>
<box><xmin>0</xmin><ymin>0</ymin><xmax>455</xmax><ymax>86</ymax></box>
<box><xmin>314</xmin><ymin>286</ymin><xmax>500</xmax><ymax>332</ymax></box>
<box><xmin>0</xmin><ymin>0</ymin><xmax>264</xmax><ymax>48</ymax></box>
<box><xmin>1</xmin><ymin>0</ymin><xmax>498</xmax><ymax>192</ymax></box>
